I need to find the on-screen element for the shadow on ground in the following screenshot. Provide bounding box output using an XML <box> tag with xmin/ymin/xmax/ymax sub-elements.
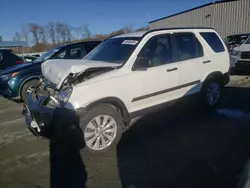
<box><xmin>49</xmin><ymin>108</ymin><xmax>87</xmax><ymax>188</ymax></box>
<box><xmin>116</xmin><ymin>86</ymin><xmax>250</xmax><ymax>188</ymax></box>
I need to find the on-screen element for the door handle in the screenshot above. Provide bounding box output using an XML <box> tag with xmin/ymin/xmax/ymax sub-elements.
<box><xmin>203</xmin><ymin>60</ymin><xmax>211</xmax><ymax>64</ymax></box>
<box><xmin>167</xmin><ymin>68</ymin><xmax>178</xmax><ymax>72</ymax></box>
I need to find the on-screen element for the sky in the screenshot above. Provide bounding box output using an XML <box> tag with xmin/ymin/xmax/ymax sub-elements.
<box><xmin>1</xmin><ymin>0</ymin><xmax>215</xmax><ymax>41</ymax></box>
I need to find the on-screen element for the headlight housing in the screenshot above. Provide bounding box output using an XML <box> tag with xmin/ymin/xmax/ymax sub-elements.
<box><xmin>0</xmin><ymin>72</ymin><xmax>19</xmax><ymax>81</ymax></box>
<box><xmin>58</xmin><ymin>86</ymin><xmax>73</xmax><ymax>105</ymax></box>
<box><xmin>230</xmin><ymin>50</ymin><xmax>240</xmax><ymax>56</ymax></box>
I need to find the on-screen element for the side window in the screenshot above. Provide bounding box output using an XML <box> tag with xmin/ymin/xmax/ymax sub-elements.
<box><xmin>68</xmin><ymin>47</ymin><xmax>85</xmax><ymax>59</ymax></box>
<box><xmin>86</xmin><ymin>43</ymin><xmax>99</xmax><ymax>53</ymax></box>
<box><xmin>55</xmin><ymin>50</ymin><xmax>66</xmax><ymax>59</ymax></box>
<box><xmin>137</xmin><ymin>34</ymin><xmax>174</xmax><ymax>68</ymax></box>
<box><xmin>200</xmin><ymin>32</ymin><xmax>225</xmax><ymax>53</ymax></box>
<box><xmin>174</xmin><ymin>33</ymin><xmax>203</xmax><ymax>61</ymax></box>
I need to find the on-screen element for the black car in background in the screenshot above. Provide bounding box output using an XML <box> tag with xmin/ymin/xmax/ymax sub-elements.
<box><xmin>224</xmin><ymin>33</ymin><xmax>250</xmax><ymax>52</ymax></box>
<box><xmin>0</xmin><ymin>49</ymin><xmax>24</xmax><ymax>71</ymax></box>
<box><xmin>0</xmin><ymin>40</ymin><xmax>101</xmax><ymax>103</ymax></box>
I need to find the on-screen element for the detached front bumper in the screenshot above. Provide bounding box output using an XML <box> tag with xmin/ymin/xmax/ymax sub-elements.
<box><xmin>22</xmin><ymin>93</ymin><xmax>80</xmax><ymax>139</ymax></box>
<box><xmin>22</xmin><ymin>94</ymin><xmax>55</xmax><ymax>138</ymax></box>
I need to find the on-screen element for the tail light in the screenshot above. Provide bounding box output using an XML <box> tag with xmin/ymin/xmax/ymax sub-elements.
<box><xmin>16</xmin><ymin>60</ymin><xmax>23</xmax><ymax>64</ymax></box>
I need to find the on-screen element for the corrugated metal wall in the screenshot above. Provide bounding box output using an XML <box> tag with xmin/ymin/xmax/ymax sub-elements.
<box><xmin>149</xmin><ymin>0</ymin><xmax>250</xmax><ymax>38</ymax></box>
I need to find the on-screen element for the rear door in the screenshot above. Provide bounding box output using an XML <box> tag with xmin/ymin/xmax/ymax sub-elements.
<box><xmin>172</xmin><ymin>32</ymin><xmax>205</xmax><ymax>96</ymax></box>
<box><xmin>199</xmin><ymin>32</ymin><xmax>228</xmax><ymax>76</ymax></box>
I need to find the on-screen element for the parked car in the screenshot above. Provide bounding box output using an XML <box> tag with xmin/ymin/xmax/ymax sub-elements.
<box><xmin>0</xmin><ymin>41</ymin><xmax>101</xmax><ymax>103</ymax></box>
<box><xmin>224</xmin><ymin>33</ymin><xmax>250</xmax><ymax>52</ymax></box>
<box><xmin>0</xmin><ymin>49</ymin><xmax>24</xmax><ymax>71</ymax></box>
<box><xmin>23</xmin><ymin>27</ymin><xmax>230</xmax><ymax>153</ymax></box>
<box><xmin>229</xmin><ymin>36</ymin><xmax>250</xmax><ymax>73</ymax></box>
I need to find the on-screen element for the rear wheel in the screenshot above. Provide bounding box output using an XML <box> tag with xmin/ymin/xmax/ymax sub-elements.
<box><xmin>21</xmin><ymin>79</ymin><xmax>39</xmax><ymax>104</ymax></box>
<box><xmin>200</xmin><ymin>78</ymin><xmax>222</xmax><ymax>108</ymax></box>
<box><xmin>79</xmin><ymin>104</ymin><xmax>124</xmax><ymax>153</ymax></box>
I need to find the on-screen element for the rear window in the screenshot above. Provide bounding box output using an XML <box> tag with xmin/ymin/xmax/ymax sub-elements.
<box><xmin>200</xmin><ymin>32</ymin><xmax>225</xmax><ymax>53</ymax></box>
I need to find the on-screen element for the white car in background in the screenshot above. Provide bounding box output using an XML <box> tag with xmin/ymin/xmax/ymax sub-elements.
<box><xmin>23</xmin><ymin>27</ymin><xmax>230</xmax><ymax>153</ymax></box>
<box><xmin>230</xmin><ymin>37</ymin><xmax>250</xmax><ymax>73</ymax></box>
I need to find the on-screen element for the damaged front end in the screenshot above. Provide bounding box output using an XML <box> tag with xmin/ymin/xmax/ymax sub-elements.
<box><xmin>22</xmin><ymin>66</ymin><xmax>117</xmax><ymax>138</ymax></box>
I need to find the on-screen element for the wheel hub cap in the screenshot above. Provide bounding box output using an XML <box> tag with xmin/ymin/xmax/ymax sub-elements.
<box><xmin>84</xmin><ymin>115</ymin><xmax>117</xmax><ymax>151</ymax></box>
<box><xmin>206</xmin><ymin>82</ymin><xmax>220</xmax><ymax>106</ymax></box>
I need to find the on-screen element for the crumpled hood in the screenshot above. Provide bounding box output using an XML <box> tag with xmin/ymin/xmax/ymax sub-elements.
<box><xmin>41</xmin><ymin>59</ymin><xmax>120</xmax><ymax>88</ymax></box>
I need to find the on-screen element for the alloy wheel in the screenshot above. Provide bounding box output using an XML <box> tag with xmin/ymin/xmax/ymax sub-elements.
<box><xmin>206</xmin><ymin>82</ymin><xmax>220</xmax><ymax>106</ymax></box>
<box><xmin>84</xmin><ymin>115</ymin><xmax>117</xmax><ymax>151</ymax></box>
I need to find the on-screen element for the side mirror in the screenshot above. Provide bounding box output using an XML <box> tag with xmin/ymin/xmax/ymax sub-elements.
<box><xmin>132</xmin><ymin>57</ymin><xmax>150</xmax><ymax>71</ymax></box>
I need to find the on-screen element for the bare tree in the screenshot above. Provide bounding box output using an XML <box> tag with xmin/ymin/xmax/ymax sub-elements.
<box><xmin>64</xmin><ymin>24</ymin><xmax>73</xmax><ymax>42</ymax></box>
<box><xmin>122</xmin><ymin>24</ymin><xmax>134</xmax><ymax>33</ymax></box>
<box><xmin>29</xmin><ymin>23</ymin><xmax>40</xmax><ymax>44</ymax></box>
<box><xmin>135</xmin><ymin>26</ymin><xmax>150</xmax><ymax>31</ymax></box>
<box><xmin>56</xmin><ymin>22</ymin><xmax>66</xmax><ymax>43</ymax></box>
<box><xmin>55</xmin><ymin>22</ymin><xmax>73</xmax><ymax>44</ymax></box>
<box><xmin>82</xmin><ymin>24</ymin><xmax>91</xmax><ymax>39</ymax></box>
<box><xmin>39</xmin><ymin>26</ymin><xmax>47</xmax><ymax>44</ymax></box>
<box><xmin>47</xmin><ymin>21</ymin><xmax>57</xmax><ymax>45</ymax></box>
<box><xmin>73</xmin><ymin>25</ymin><xmax>83</xmax><ymax>40</ymax></box>
<box><xmin>21</xmin><ymin>25</ymin><xmax>30</xmax><ymax>45</ymax></box>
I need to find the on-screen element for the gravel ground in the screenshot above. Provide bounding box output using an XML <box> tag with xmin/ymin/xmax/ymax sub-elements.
<box><xmin>1</xmin><ymin>75</ymin><xmax>250</xmax><ymax>188</ymax></box>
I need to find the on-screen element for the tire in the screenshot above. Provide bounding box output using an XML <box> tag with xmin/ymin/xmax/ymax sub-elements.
<box><xmin>21</xmin><ymin>79</ymin><xmax>39</xmax><ymax>104</ymax></box>
<box><xmin>79</xmin><ymin>104</ymin><xmax>124</xmax><ymax>153</ymax></box>
<box><xmin>199</xmin><ymin>77</ymin><xmax>222</xmax><ymax>108</ymax></box>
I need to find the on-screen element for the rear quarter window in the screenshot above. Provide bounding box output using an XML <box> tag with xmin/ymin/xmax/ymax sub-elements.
<box><xmin>200</xmin><ymin>32</ymin><xmax>225</xmax><ymax>53</ymax></box>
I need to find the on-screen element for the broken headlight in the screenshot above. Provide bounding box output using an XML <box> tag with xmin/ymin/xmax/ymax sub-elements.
<box><xmin>58</xmin><ymin>86</ymin><xmax>73</xmax><ymax>105</ymax></box>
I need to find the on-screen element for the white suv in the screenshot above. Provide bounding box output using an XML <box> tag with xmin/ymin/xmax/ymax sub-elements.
<box><xmin>23</xmin><ymin>27</ymin><xmax>230</xmax><ymax>153</ymax></box>
<box><xmin>230</xmin><ymin>36</ymin><xmax>250</xmax><ymax>72</ymax></box>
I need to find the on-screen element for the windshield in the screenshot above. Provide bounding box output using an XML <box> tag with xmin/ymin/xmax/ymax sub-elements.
<box><xmin>244</xmin><ymin>37</ymin><xmax>250</xmax><ymax>44</ymax></box>
<box><xmin>34</xmin><ymin>47</ymin><xmax>61</xmax><ymax>62</ymax></box>
<box><xmin>224</xmin><ymin>35</ymin><xmax>250</xmax><ymax>45</ymax></box>
<box><xmin>84</xmin><ymin>37</ymin><xmax>141</xmax><ymax>64</ymax></box>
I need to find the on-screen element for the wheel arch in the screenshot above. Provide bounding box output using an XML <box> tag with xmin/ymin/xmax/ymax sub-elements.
<box><xmin>203</xmin><ymin>71</ymin><xmax>224</xmax><ymax>85</ymax></box>
<box><xmin>83</xmin><ymin>97</ymin><xmax>130</xmax><ymax>125</ymax></box>
<box><xmin>19</xmin><ymin>76</ymin><xmax>40</xmax><ymax>96</ymax></box>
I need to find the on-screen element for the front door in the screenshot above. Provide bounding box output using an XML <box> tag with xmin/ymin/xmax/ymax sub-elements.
<box><xmin>128</xmin><ymin>34</ymin><xmax>179</xmax><ymax>113</ymax></box>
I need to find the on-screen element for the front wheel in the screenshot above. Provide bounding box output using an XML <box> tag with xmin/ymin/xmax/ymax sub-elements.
<box><xmin>21</xmin><ymin>79</ymin><xmax>39</xmax><ymax>104</ymax></box>
<box><xmin>79</xmin><ymin>104</ymin><xmax>124</xmax><ymax>153</ymax></box>
<box><xmin>200</xmin><ymin>78</ymin><xmax>222</xmax><ymax>108</ymax></box>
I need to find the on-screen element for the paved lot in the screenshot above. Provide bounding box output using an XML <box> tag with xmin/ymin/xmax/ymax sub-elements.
<box><xmin>1</xmin><ymin>75</ymin><xmax>250</xmax><ymax>188</ymax></box>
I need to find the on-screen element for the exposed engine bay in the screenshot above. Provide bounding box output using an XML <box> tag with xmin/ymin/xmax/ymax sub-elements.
<box><xmin>64</xmin><ymin>67</ymin><xmax>116</xmax><ymax>86</ymax></box>
<box><xmin>33</xmin><ymin>67</ymin><xmax>116</xmax><ymax>107</ymax></box>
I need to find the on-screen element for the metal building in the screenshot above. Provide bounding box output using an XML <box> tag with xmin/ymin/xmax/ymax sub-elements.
<box><xmin>149</xmin><ymin>0</ymin><xmax>250</xmax><ymax>38</ymax></box>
